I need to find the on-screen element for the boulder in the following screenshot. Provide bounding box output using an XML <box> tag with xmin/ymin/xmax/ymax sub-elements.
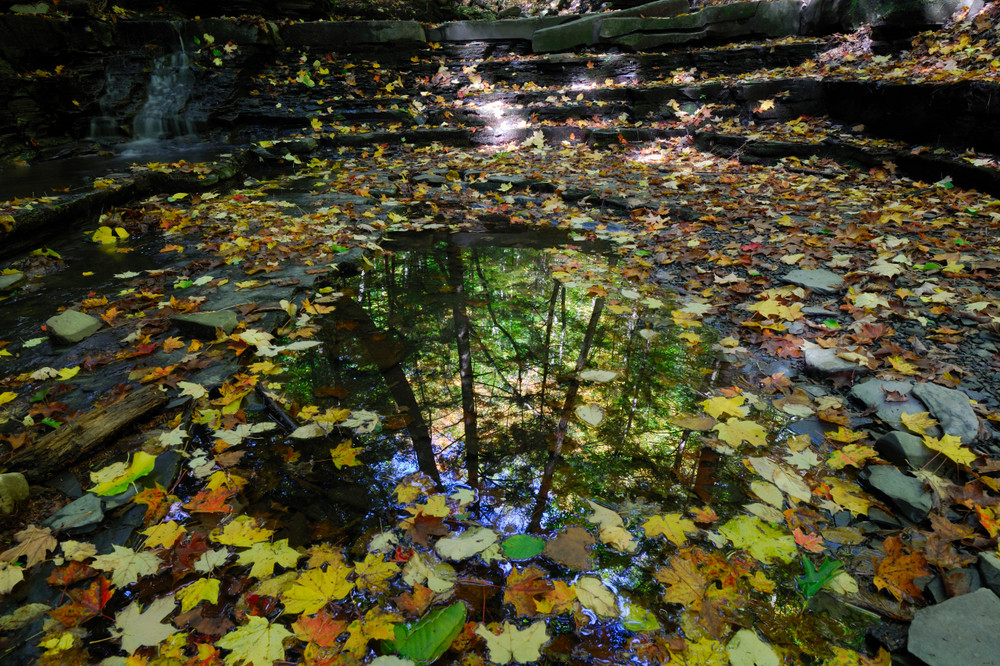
<box><xmin>804</xmin><ymin>347</ymin><xmax>869</xmax><ymax>375</ymax></box>
<box><xmin>782</xmin><ymin>268</ymin><xmax>844</xmax><ymax>294</ymax></box>
<box><xmin>912</xmin><ymin>382</ymin><xmax>980</xmax><ymax>444</ymax></box>
<box><xmin>876</xmin><ymin>430</ymin><xmax>937</xmax><ymax>469</ymax></box>
<box><xmin>860</xmin><ymin>465</ymin><xmax>931</xmax><ymax>523</ymax></box>
<box><xmin>428</xmin><ymin>16</ymin><xmax>567</xmax><ymax>42</ymax></box>
<box><xmin>979</xmin><ymin>552</ymin><xmax>1000</xmax><ymax>596</ymax></box>
<box><xmin>0</xmin><ymin>473</ymin><xmax>28</xmax><ymax>514</ymax></box>
<box><xmin>280</xmin><ymin>21</ymin><xmax>426</xmax><ymax>49</ymax></box>
<box><xmin>850</xmin><ymin>379</ymin><xmax>941</xmax><ymax>435</ymax></box>
<box><xmin>171</xmin><ymin>311</ymin><xmax>239</xmax><ymax>338</ymax></box>
<box><xmin>532</xmin><ymin>0</ymin><xmax>687</xmax><ymax>53</ymax></box>
<box><xmin>46</xmin><ymin>309</ymin><xmax>103</xmax><ymax>344</ymax></box>
<box><xmin>909</xmin><ymin>588</ymin><xmax>1000</xmax><ymax>666</ymax></box>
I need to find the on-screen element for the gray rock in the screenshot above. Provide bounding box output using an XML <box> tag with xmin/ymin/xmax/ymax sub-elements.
<box><xmin>876</xmin><ymin>430</ymin><xmax>937</xmax><ymax>469</ymax></box>
<box><xmin>912</xmin><ymin>382</ymin><xmax>980</xmax><ymax>444</ymax></box>
<box><xmin>782</xmin><ymin>269</ymin><xmax>845</xmax><ymax>294</ymax></box>
<box><xmin>801</xmin><ymin>305</ymin><xmax>839</xmax><ymax>316</ymax></box>
<box><xmin>281</xmin><ymin>20</ymin><xmax>426</xmax><ymax>48</ymax></box>
<box><xmin>172</xmin><ymin>310</ymin><xmax>238</xmax><ymax>338</ymax></box>
<box><xmin>861</xmin><ymin>465</ymin><xmax>931</xmax><ymax>523</ymax></box>
<box><xmin>413</xmin><ymin>173</ymin><xmax>447</xmax><ymax>185</ymax></box>
<box><xmin>532</xmin><ymin>0</ymin><xmax>687</xmax><ymax>52</ymax></box>
<box><xmin>909</xmin><ymin>588</ymin><xmax>1000</xmax><ymax>666</ymax></box>
<box><xmin>850</xmin><ymin>379</ymin><xmax>938</xmax><ymax>434</ymax></box>
<box><xmin>43</xmin><ymin>493</ymin><xmax>103</xmax><ymax>533</ymax></box>
<box><xmin>804</xmin><ymin>347</ymin><xmax>869</xmax><ymax>375</ymax></box>
<box><xmin>11</xmin><ymin>3</ymin><xmax>49</xmax><ymax>14</ymax></box>
<box><xmin>428</xmin><ymin>16</ymin><xmax>565</xmax><ymax>41</ymax></box>
<box><xmin>46</xmin><ymin>309</ymin><xmax>103</xmax><ymax>344</ymax></box>
<box><xmin>979</xmin><ymin>552</ymin><xmax>1000</xmax><ymax>596</ymax></box>
<box><xmin>0</xmin><ymin>473</ymin><xmax>28</xmax><ymax>514</ymax></box>
<box><xmin>0</xmin><ymin>272</ymin><xmax>25</xmax><ymax>291</ymax></box>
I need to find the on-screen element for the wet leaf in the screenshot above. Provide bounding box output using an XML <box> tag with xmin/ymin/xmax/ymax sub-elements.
<box><xmin>0</xmin><ymin>525</ymin><xmax>57</xmax><ymax>568</ymax></box>
<box><xmin>543</xmin><ymin>527</ymin><xmax>595</xmax><ymax>570</ymax></box>
<box><xmin>355</xmin><ymin>552</ymin><xmax>400</xmax><ymax>593</ymax></box>
<box><xmin>475</xmin><ymin>620</ymin><xmax>549</xmax><ymax>665</ymax></box>
<box><xmin>575</xmin><ymin>576</ymin><xmax>618</xmax><ymax>616</ymax></box>
<box><xmin>215</xmin><ymin>615</ymin><xmax>293</xmax><ymax>666</ymax></box>
<box><xmin>726</xmin><ymin>629</ymin><xmax>779</xmax><ymax>666</ymax></box>
<box><xmin>719</xmin><ymin>516</ymin><xmax>796</xmax><ymax>564</ymax></box>
<box><xmin>713</xmin><ymin>418</ymin><xmax>768</xmax><ymax>448</ymax></box>
<box><xmin>176</xmin><ymin>578</ymin><xmax>220</xmax><ymax>612</ymax></box>
<box><xmin>90</xmin><ymin>545</ymin><xmax>160</xmax><ymax>587</ymax></box>
<box><xmin>236</xmin><ymin>539</ymin><xmax>301</xmax><ymax>578</ymax></box>
<box><xmin>387</xmin><ymin>601</ymin><xmax>465</xmax><ymax>665</ymax></box>
<box><xmin>655</xmin><ymin>552</ymin><xmax>707</xmax><ymax>608</ymax></box>
<box><xmin>504</xmin><ymin>566</ymin><xmax>552</xmax><ymax>616</ymax></box>
<box><xmin>922</xmin><ymin>433</ymin><xmax>975</xmax><ymax>465</ymax></box>
<box><xmin>90</xmin><ymin>451</ymin><xmax>157</xmax><ymax>496</ymax></box>
<box><xmin>643</xmin><ymin>513</ymin><xmax>698</xmax><ymax>546</ymax></box>
<box><xmin>575</xmin><ymin>403</ymin><xmax>604</xmax><ymax>426</ymax></box>
<box><xmin>282</xmin><ymin>562</ymin><xmax>355</xmax><ymax>614</ymax></box>
<box><xmin>402</xmin><ymin>553</ymin><xmax>456</xmax><ymax>594</ymax></box>
<box><xmin>436</xmin><ymin>526</ymin><xmax>498</xmax><ymax>561</ymax></box>
<box><xmin>578</xmin><ymin>369</ymin><xmax>618</xmax><ymax>382</ymax></box>
<box><xmin>900</xmin><ymin>411</ymin><xmax>939</xmax><ymax>434</ymax></box>
<box><xmin>501</xmin><ymin>534</ymin><xmax>546</xmax><ymax>560</ymax></box>
<box><xmin>874</xmin><ymin>536</ymin><xmax>930</xmax><ymax>601</ymax></box>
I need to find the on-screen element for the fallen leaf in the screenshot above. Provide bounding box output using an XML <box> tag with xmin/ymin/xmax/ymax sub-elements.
<box><xmin>475</xmin><ymin>620</ymin><xmax>549</xmax><ymax>665</ymax></box>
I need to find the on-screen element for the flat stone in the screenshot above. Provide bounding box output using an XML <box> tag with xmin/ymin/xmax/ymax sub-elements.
<box><xmin>804</xmin><ymin>347</ymin><xmax>869</xmax><ymax>375</ymax></box>
<box><xmin>280</xmin><ymin>20</ymin><xmax>426</xmax><ymax>48</ymax></box>
<box><xmin>42</xmin><ymin>493</ymin><xmax>103</xmax><ymax>533</ymax></box>
<box><xmin>532</xmin><ymin>0</ymin><xmax>687</xmax><ymax>52</ymax></box>
<box><xmin>172</xmin><ymin>310</ymin><xmax>238</xmax><ymax>338</ymax></box>
<box><xmin>0</xmin><ymin>473</ymin><xmax>28</xmax><ymax>514</ymax></box>
<box><xmin>0</xmin><ymin>272</ymin><xmax>25</xmax><ymax>291</ymax></box>
<box><xmin>782</xmin><ymin>269</ymin><xmax>844</xmax><ymax>294</ymax></box>
<box><xmin>909</xmin><ymin>588</ymin><xmax>1000</xmax><ymax>666</ymax></box>
<box><xmin>428</xmin><ymin>16</ymin><xmax>566</xmax><ymax>42</ymax></box>
<box><xmin>46</xmin><ymin>309</ymin><xmax>103</xmax><ymax>344</ymax></box>
<box><xmin>413</xmin><ymin>173</ymin><xmax>446</xmax><ymax>185</ymax></box>
<box><xmin>876</xmin><ymin>430</ymin><xmax>937</xmax><ymax>469</ymax></box>
<box><xmin>850</xmin><ymin>379</ymin><xmax>940</xmax><ymax>434</ymax></box>
<box><xmin>861</xmin><ymin>465</ymin><xmax>931</xmax><ymax>523</ymax></box>
<box><xmin>912</xmin><ymin>382</ymin><xmax>980</xmax><ymax>444</ymax></box>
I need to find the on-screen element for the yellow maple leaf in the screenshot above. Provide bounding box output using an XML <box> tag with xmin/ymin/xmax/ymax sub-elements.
<box><xmin>236</xmin><ymin>539</ymin><xmax>302</xmax><ymax>578</ymax></box>
<box><xmin>826</xmin><ymin>478</ymin><xmax>871</xmax><ymax>516</ymax></box>
<box><xmin>216</xmin><ymin>615</ymin><xmax>292</xmax><ymax>666</ymax></box>
<box><xmin>330</xmin><ymin>441</ymin><xmax>363</xmax><ymax>469</ymax></box>
<box><xmin>56</xmin><ymin>366</ymin><xmax>80</xmax><ymax>381</ymax></box>
<box><xmin>141</xmin><ymin>521</ymin><xmax>186</xmax><ymax>549</ymax></box>
<box><xmin>354</xmin><ymin>553</ymin><xmax>400</xmax><ymax>593</ymax></box>
<box><xmin>342</xmin><ymin>607</ymin><xmax>401</xmax><ymax>657</ymax></box>
<box><xmin>825</xmin><ymin>427</ymin><xmax>868</xmax><ymax>443</ymax></box>
<box><xmin>642</xmin><ymin>513</ymin><xmax>697</xmax><ymax>546</ymax></box>
<box><xmin>282</xmin><ymin>564</ymin><xmax>355</xmax><ymax>615</ymax></box>
<box><xmin>756</xmin><ymin>98</ymin><xmax>775</xmax><ymax>111</ymax></box>
<box><xmin>176</xmin><ymin>578</ymin><xmax>220</xmax><ymax>612</ymax></box>
<box><xmin>410</xmin><ymin>494</ymin><xmax>451</xmax><ymax>518</ymax></box>
<box><xmin>922</xmin><ymin>433</ymin><xmax>976</xmax><ymax>466</ymax></box>
<box><xmin>900</xmin><ymin>411</ymin><xmax>939</xmax><ymax>435</ymax></box>
<box><xmin>888</xmin><ymin>355</ymin><xmax>918</xmax><ymax>375</ymax></box>
<box><xmin>700</xmin><ymin>395</ymin><xmax>748</xmax><ymax>419</ymax></box>
<box><xmin>0</xmin><ymin>391</ymin><xmax>16</xmax><ymax>406</ymax></box>
<box><xmin>713</xmin><ymin>418</ymin><xmax>768</xmax><ymax>448</ymax></box>
<box><xmin>212</xmin><ymin>516</ymin><xmax>274</xmax><ymax>547</ymax></box>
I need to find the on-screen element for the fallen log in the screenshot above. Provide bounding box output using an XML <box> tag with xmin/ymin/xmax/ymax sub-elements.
<box><xmin>5</xmin><ymin>386</ymin><xmax>168</xmax><ymax>483</ymax></box>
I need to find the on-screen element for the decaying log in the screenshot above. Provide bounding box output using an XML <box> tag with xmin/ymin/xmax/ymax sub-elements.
<box><xmin>6</xmin><ymin>386</ymin><xmax>168</xmax><ymax>483</ymax></box>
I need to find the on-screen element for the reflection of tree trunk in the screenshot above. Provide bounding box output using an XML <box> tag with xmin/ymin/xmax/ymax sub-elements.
<box><xmin>539</xmin><ymin>281</ymin><xmax>561</xmax><ymax>419</ymax></box>
<box><xmin>447</xmin><ymin>243</ymin><xmax>480</xmax><ymax>490</ymax></box>
<box><xmin>331</xmin><ymin>298</ymin><xmax>442</xmax><ymax>488</ymax></box>
<box><xmin>528</xmin><ymin>295</ymin><xmax>606</xmax><ymax>533</ymax></box>
<box><xmin>473</xmin><ymin>251</ymin><xmax>527</xmax><ymax>392</ymax></box>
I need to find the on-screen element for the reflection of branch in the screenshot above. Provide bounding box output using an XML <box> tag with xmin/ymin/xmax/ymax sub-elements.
<box><xmin>473</xmin><ymin>251</ymin><xmax>528</xmax><ymax>369</ymax></box>
<box><xmin>528</xmin><ymin>294</ymin><xmax>606</xmax><ymax>533</ymax></box>
<box><xmin>539</xmin><ymin>281</ymin><xmax>561</xmax><ymax>418</ymax></box>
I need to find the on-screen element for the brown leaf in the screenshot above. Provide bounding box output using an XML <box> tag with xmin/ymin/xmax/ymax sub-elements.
<box><xmin>394</xmin><ymin>583</ymin><xmax>436</xmax><ymax>617</ymax></box>
<box><xmin>874</xmin><ymin>536</ymin><xmax>931</xmax><ymax>602</ymax></box>
<box><xmin>1</xmin><ymin>525</ymin><xmax>57</xmax><ymax>568</ymax></box>
<box><xmin>543</xmin><ymin>527</ymin><xmax>595</xmax><ymax>571</ymax></box>
<box><xmin>504</xmin><ymin>566</ymin><xmax>553</xmax><ymax>617</ymax></box>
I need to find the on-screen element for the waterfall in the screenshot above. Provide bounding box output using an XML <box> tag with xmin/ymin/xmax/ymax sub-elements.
<box><xmin>131</xmin><ymin>23</ymin><xmax>197</xmax><ymax>141</ymax></box>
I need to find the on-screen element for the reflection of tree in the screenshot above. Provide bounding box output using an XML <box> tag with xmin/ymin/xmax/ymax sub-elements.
<box><xmin>328</xmin><ymin>297</ymin><xmax>443</xmax><ymax>488</ymax></box>
<box><xmin>447</xmin><ymin>243</ymin><xmax>480</xmax><ymax>490</ymax></box>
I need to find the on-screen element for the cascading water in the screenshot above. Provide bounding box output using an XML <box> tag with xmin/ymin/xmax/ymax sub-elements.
<box><xmin>131</xmin><ymin>23</ymin><xmax>197</xmax><ymax>141</ymax></box>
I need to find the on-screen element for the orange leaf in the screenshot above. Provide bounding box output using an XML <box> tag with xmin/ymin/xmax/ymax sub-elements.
<box><xmin>874</xmin><ymin>536</ymin><xmax>930</xmax><ymax>601</ymax></box>
<box><xmin>162</xmin><ymin>336</ymin><xmax>186</xmax><ymax>353</ymax></box>
<box><xmin>504</xmin><ymin>566</ymin><xmax>553</xmax><ymax>617</ymax></box>
<box><xmin>292</xmin><ymin>609</ymin><xmax>348</xmax><ymax>647</ymax></box>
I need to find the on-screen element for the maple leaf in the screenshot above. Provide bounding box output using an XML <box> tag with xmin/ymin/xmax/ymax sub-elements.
<box><xmin>216</xmin><ymin>615</ymin><xmax>293</xmax><ymax>666</ymax></box>
<box><xmin>504</xmin><ymin>566</ymin><xmax>553</xmax><ymax>617</ymax></box>
<box><xmin>292</xmin><ymin>609</ymin><xmax>348</xmax><ymax>647</ymax></box>
<box><xmin>475</xmin><ymin>621</ymin><xmax>549</xmax><ymax>665</ymax></box>
<box><xmin>700</xmin><ymin>395</ymin><xmax>748</xmax><ymax>419</ymax></box>
<box><xmin>90</xmin><ymin>545</ymin><xmax>160</xmax><ymax>587</ymax></box>
<box><xmin>719</xmin><ymin>515</ymin><xmax>796</xmax><ymax>564</ymax></box>
<box><xmin>142</xmin><ymin>520</ymin><xmax>187</xmax><ymax>549</ymax></box>
<box><xmin>131</xmin><ymin>486</ymin><xmax>176</xmax><ymax>524</ymax></box>
<box><xmin>163</xmin><ymin>336</ymin><xmax>186</xmax><ymax>353</ymax></box>
<box><xmin>330</xmin><ymin>440</ymin><xmax>363</xmax><ymax>469</ymax></box>
<box><xmin>827</xmin><ymin>444</ymin><xmax>878</xmax><ymax>469</ymax></box>
<box><xmin>237</xmin><ymin>539</ymin><xmax>301</xmax><ymax>578</ymax></box>
<box><xmin>713</xmin><ymin>418</ymin><xmax>768</xmax><ymax>448</ymax></box>
<box><xmin>50</xmin><ymin>575</ymin><xmax>113</xmax><ymax>627</ymax></box>
<box><xmin>792</xmin><ymin>528</ymin><xmax>825</xmax><ymax>553</ymax></box>
<box><xmin>643</xmin><ymin>513</ymin><xmax>698</xmax><ymax>546</ymax></box>
<box><xmin>900</xmin><ymin>411</ymin><xmax>939</xmax><ymax>435</ymax></box>
<box><xmin>0</xmin><ymin>525</ymin><xmax>57</xmax><ymax>568</ymax></box>
<box><xmin>874</xmin><ymin>535</ymin><xmax>930</xmax><ymax>601</ymax></box>
<box><xmin>354</xmin><ymin>552</ymin><xmax>400</xmax><ymax>593</ymax></box>
<box><xmin>690</xmin><ymin>506</ymin><xmax>718</xmax><ymax>524</ymax></box>
<box><xmin>47</xmin><ymin>560</ymin><xmax>98</xmax><ymax>588</ymax></box>
<box><xmin>342</xmin><ymin>607</ymin><xmax>400</xmax><ymax>657</ymax></box>
<box><xmin>176</xmin><ymin>577</ymin><xmax>221</xmax><ymax>613</ymax></box>
<box><xmin>282</xmin><ymin>564</ymin><xmax>355</xmax><ymax>615</ymax></box>
<box><xmin>655</xmin><ymin>552</ymin><xmax>707</xmax><ymax>609</ymax></box>
<box><xmin>535</xmin><ymin>580</ymin><xmax>578</xmax><ymax>615</ymax></box>
<box><xmin>213</xmin><ymin>516</ymin><xmax>274</xmax><ymax>547</ymax></box>
<box><xmin>825</xmin><ymin>427</ymin><xmax>868</xmax><ymax>443</ymax></box>
<box><xmin>0</xmin><ymin>561</ymin><xmax>24</xmax><ymax>595</ymax></box>
<box><xmin>922</xmin><ymin>433</ymin><xmax>976</xmax><ymax>466</ymax></box>
<box><xmin>184</xmin><ymin>486</ymin><xmax>237</xmax><ymax>514</ymax></box>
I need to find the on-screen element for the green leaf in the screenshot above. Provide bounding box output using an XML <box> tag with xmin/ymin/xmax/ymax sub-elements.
<box><xmin>621</xmin><ymin>603</ymin><xmax>660</xmax><ymax>632</ymax></box>
<box><xmin>92</xmin><ymin>451</ymin><xmax>158</xmax><ymax>496</ymax></box>
<box><xmin>919</xmin><ymin>262</ymin><xmax>941</xmax><ymax>271</ymax></box>
<box><xmin>40</xmin><ymin>417</ymin><xmax>61</xmax><ymax>429</ymax></box>
<box><xmin>31</xmin><ymin>248</ymin><xmax>61</xmax><ymax>259</ymax></box>
<box><xmin>386</xmin><ymin>601</ymin><xmax>466</xmax><ymax>665</ymax></box>
<box><xmin>501</xmin><ymin>534</ymin><xmax>546</xmax><ymax>560</ymax></box>
<box><xmin>822</xmin><ymin>319</ymin><xmax>841</xmax><ymax>329</ymax></box>
<box><xmin>796</xmin><ymin>556</ymin><xmax>842</xmax><ymax>599</ymax></box>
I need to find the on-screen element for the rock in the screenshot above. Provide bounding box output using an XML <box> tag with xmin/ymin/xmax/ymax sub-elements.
<box><xmin>46</xmin><ymin>309</ymin><xmax>103</xmax><ymax>344</ymax></box>
<box><xmin>912</xmin><ymin>382</ymin><xmax>980</xmax><ymax>444</ymax></box>
<box><xmin>909</xmin><ymin>588</ymin><xmax>1000</xmax><ymax>666</ymax></box>
<box><xmin>782</xmin><ymin>268</ymin><xmax>844</xmax><ymax>294</ymax></box>
<box><xmin>427</xmin><ymin>16</ymin><xmax>565</xmax><ymax>41</ymax></box>
<box><xmin>331</xmin><ymin>247</ymin><xmax>371</xmax><ymax>276</ymax></box>
<box><xmin>42</xmin><ymin>493</ymin><xmax>104</xmax><ymax>533</ymax></box>
<box><xmin>850</xmin><ymin>379</ymin><xmax>938</xmax><ymax>434</ymax></box>
<box><xmin>860</xmin><ymin>465</ymin><xmax>931</xmax><ymax>523</ymax></box>
<box><xmin>876</xmin><ymin>430</ymin><xmax>937</xmax><ymax>469</ymax></box>
<box><xmin>280</xmin><ymin>21</ymin><xmax>426</xmax><ymax>48</ymax></box>
<box><xmin>171</xmin><ymin>310</ymin><xmax>239</xmax><ymax>338</ymax></box>
<box><xmin>0</xmin><ymin>272</ymin><xmax>25</xmax><ymax>290</ymax></box>
<box><xmin>0</xmin><ymin>473</ymin><xmax>28</xmax><ymax>514</ymax></box>
<box><xmin>10</xmin><ymin>3</ymin><xmax>49</xmax><ymax>14</ymax></box>
<box><xmin>804</xmin><ymin>347</ymin><xmax>869</xmax><ymax>375</ymax></box>
<box><xmin>532</xmin><ymin>0</ymin><xmax>687</xmax><ymax>52</ymax></box>
<box><xmin>413</xmin><ymin>173</ymin><xmax>447</xmax><ymax>185</ymax></box>
<box><xmin>498</xmin><ymin>6</ymin><xmax>522</xmax><ymax>18</ymax></box>
<box><xmin>979</xmin><ymin>552</ymin><xmax>1000</xmax><ymax>596</ymax></box>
